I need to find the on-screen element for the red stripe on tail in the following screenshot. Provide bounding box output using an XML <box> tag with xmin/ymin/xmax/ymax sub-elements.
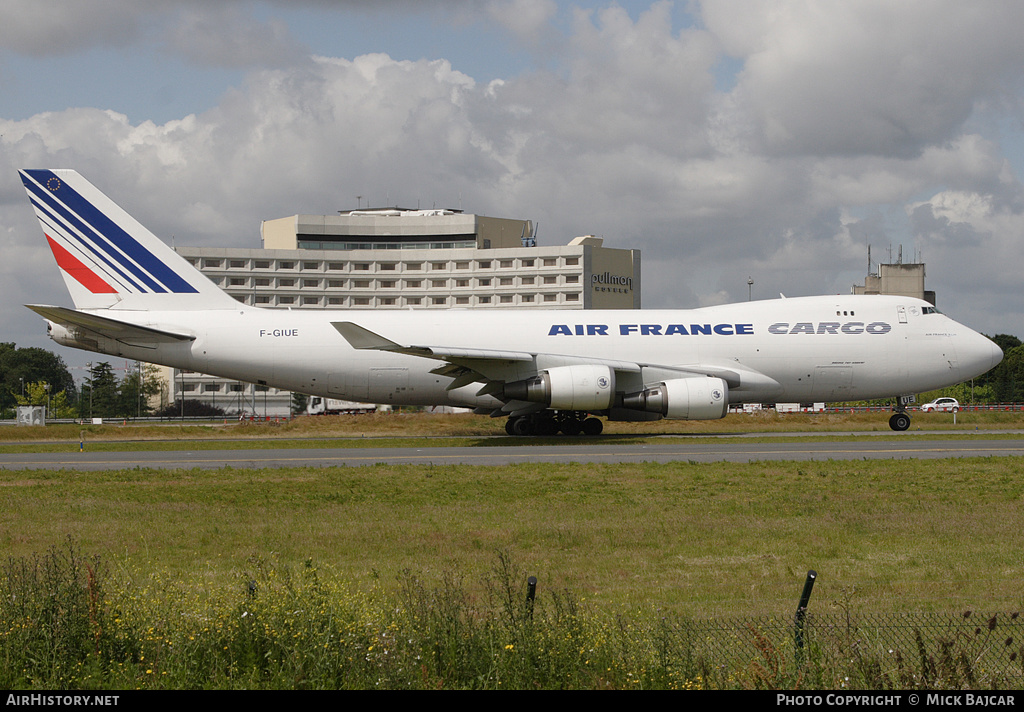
<box><xmin>46</xmin><ymin>235</ymin><xmax>117</xmax><ymax>293</ymax></box>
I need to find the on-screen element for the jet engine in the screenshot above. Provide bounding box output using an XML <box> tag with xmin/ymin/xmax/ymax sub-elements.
<box><xmin>503</xmin><ymin>364</ymin><xmax>615</xmax><ymax>411</ymax></box>
<box><xmin>621</xmin><ymin>376</ymin><xmax>729</xmax><ymax>420</ymax></box>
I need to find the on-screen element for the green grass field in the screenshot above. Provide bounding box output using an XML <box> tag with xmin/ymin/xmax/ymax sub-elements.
<box><xmin>2</xmin><ymin>413</ymin><xmax>1023</xmax><ymax>688</ymax></box>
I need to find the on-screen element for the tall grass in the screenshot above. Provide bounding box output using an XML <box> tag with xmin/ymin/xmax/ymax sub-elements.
<box><xmin>2</xmin><ymin>542</ymin><xmax>1020</xmax><ymax>689</ymax></box>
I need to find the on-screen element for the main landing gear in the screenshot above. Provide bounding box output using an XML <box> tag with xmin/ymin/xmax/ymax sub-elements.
<box><xmin>505</xmin><ymin>411</ymin><xmax>603</xmax><ymax>436</ymax></box>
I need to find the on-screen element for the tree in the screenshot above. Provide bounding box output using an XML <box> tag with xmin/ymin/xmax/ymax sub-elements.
<box><xmin>116</xmin><ymin>362</ymin><xmax>165</xmax><ymax>418</ymax></box>
<box><xmin>15</xmin><ymin>380</ymin><xmax>76</xmax><ymax>418</ymax></box>
<box><xmin>0</xmin><ymin>343</ymin><xmax>76</xmax><ymax>412</ymax></box>
<box><xmin>987</xmin><ymin>344</ymin><xmax>1024</xmax><ymax>403</ymax></box>
<box><xmin>291</xmin><ymin>392</ymin><xmax>309</xmax><ymax>416</ymax></box>
<box><xmin>81</xmin><ymin>362</ymin><xmax>120</xmax><ymax>419</ymax></box>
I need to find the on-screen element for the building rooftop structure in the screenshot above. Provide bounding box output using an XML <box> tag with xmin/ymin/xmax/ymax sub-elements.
<box><xmin>853</xmin><ymin>260</ymin><xmax>936</xmax><ymax>306</ymax></box>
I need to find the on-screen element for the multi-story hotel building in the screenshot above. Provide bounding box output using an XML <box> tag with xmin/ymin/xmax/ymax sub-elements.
<box><xmin>159</xmin><ymin>207</ymin><xmax>641</xmax><ymax>416</ymax></box>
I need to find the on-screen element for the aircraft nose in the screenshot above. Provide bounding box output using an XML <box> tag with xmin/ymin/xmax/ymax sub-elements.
<box><xmin>961</xmin><ymin>331</ymin><xmax>1003</xmax><ymax>379</ymax></box>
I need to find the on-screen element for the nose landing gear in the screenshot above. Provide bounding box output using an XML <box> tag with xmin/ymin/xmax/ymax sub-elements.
<box><xmin>888</xmin><ymin>411</ymin><xmax>911</xmax><ymax>431</ymax></box>
<box><xmin>889</xmin><ymin>395</ymin><xmax>915</xmax><ymax>431</ymax></box>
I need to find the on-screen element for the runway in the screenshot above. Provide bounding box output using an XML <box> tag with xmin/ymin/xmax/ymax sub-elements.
<box><xmin>2</xmin><ymin>435</ymin><xmax>1024</xmax><ymax>470</ymax></box>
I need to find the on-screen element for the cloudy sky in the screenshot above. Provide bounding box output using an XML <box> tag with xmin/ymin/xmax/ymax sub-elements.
<box><xmin>2</xmin><ymin>0</ymin><xmax>1024</xmax><ymax>375</ymax></box>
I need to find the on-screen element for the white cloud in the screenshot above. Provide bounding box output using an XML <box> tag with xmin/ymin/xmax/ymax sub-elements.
<box><xmin>164</xmin><ymin>6</ymin><xmax>308</xmax><ymax>68</ymax></box>
<box><xmin>3</xmin><ymin>0</ymin><xmax>1024</xmax><ymax>354</ymax></box>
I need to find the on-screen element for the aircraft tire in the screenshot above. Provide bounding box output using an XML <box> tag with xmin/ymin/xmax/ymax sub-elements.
<box><xmin>582</xmin><ymin>417</ymin><xmax>603</xmax><ymax>436</ymax></box>
<box><xmin>561</xmin><ymin>421</ymin><xmax>583</xmax><ymax>436</ymax></box>
<box><xmin>889</xmin><ymin>412</ymin><xmax>911</xmax><ymax>431</ymax></box>
<box><xmin>512</xmin><ymin>417</ymin><xmax>534</xmax><ymax>436</ymax></box>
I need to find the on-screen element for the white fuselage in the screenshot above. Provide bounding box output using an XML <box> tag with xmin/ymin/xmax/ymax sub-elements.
<box><xmin>58</xmin><ymin>293</ymin><xmax>1002</xmax><ymax>410</ymax></box>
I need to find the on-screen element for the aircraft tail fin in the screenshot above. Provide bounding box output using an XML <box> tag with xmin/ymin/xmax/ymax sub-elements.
<box><xmin>19</xmin><ymin>169</ymin><xmax>239</xmax><ymax>311</ymax></box>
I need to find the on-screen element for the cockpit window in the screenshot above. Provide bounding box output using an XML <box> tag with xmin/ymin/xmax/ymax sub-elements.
<box><xmin>922</xmin><ymin>306</ymin><xmax>941</xmax><ymax>315</ymax></box>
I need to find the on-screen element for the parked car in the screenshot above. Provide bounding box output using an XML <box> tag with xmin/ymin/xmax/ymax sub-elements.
<box><xmin>920</xmin><ymin>397</ymin><xmax>960</xmax><ymax>412</ymax></box>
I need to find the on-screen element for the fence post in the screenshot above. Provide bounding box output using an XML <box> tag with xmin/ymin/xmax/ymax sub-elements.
<box><xmin>794</xmin><ymin>570</ymin><xmax>817</xmax><ymax>665</ymax></box>
<box><xmin>525</xmin><ymin>575</ymin><xmax>538</xmax><ymax>620</ymax></box>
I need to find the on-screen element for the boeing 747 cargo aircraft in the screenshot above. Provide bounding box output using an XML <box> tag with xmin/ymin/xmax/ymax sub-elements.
<box><xmin>19</xmin><ymin>169</ymin><xmax>1002</xmax><ymax>434</ymax></box>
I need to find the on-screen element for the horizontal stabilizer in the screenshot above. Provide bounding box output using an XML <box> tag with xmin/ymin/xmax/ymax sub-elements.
<box><xmin>26</xmin><ymin>304</ymin><xmax>195</xmax><ymax>343</ymax></box>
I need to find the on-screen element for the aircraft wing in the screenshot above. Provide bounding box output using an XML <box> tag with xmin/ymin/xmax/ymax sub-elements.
<box><xmin>332</xmin><ymin>321</ymin><xmax>779</xmax><ymax>397</ymax></box>
<box><xmin>26</xmin><ymin>304</ymin><xmax>196</xmax><ymax>347</ymax></box>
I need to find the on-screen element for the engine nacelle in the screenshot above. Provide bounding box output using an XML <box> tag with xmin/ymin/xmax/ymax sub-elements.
<box><xmin>46</xmin><ymin>320</ymin><xmax>100</xmax><ymax>351</ymax></box>
<box><xmin>621</xmin><ymin>376</ymin><xmax>729</xmax><ymax>420</ymax></box>
<box><xmin>503</xmin><ymin>364</ymin><xmax>615</xmax><ymax>411</ymax></box>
